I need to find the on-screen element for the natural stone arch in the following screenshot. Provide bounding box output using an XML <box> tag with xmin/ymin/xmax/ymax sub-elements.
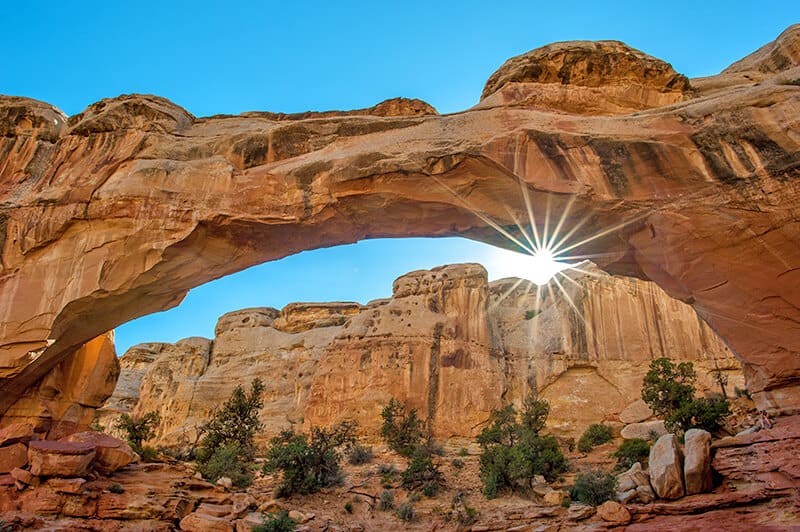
<box><xmin>1</xmin><ymin>26</ymin><xmax>799</xmax><ymax>422</ymax></box>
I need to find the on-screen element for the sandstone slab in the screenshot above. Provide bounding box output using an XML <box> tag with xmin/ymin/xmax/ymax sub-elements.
<box><xmin>621</xmin><ymin>420</ymin><xmax>666</xmax><ymax>440</ymax></box>
<box><xmin>617</xmin><ymin>462</ymin><xmax>650</xmax><ymax>492</ymax></box>
<box><xmin>61</xmin><ymin>431</ymin><xmax>135</xmax><ymax>474</ymax></box>
<box><xmin>28</xmin><ymin>440</ymin><xmax>95</xmax><ymax>477</ymax></box>
<box><xmin>0</xmin><ymin>443</ymin><xmax>29</xmax><ymax>473</ymax></box>
<box><xmin>684</xmin><ymin>428</ymin><xmax>713</xmax><ymax>495</ymax></box>
<box><xmin>620</xmin><ymin>400</ymin><xmax>654</xmax><ymax>424</ymax></box>
<box><xmin>0</xmin><ymin>423</ymin><xmax>34</xmax><ymax>446</ymax></box>
<box><xmin>10</xmin><ymin>467</ymin><xmax>38</xmax><ymax>487</ymax></box>
<box><xmin>649</xmin><ymin>434</ymin><xmax>685</xmax><ymax>499</ymax></box>
<box><xmin>180</xmin><ymin>511</ymin><xmax>234</xmax><ymax>532</ymax></box>
<box><xmin>597</xmin><ymin>500</ymin><xmax>631</xmax><ymax>524</ymax></box>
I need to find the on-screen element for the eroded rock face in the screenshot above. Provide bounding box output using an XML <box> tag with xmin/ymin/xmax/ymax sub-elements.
<box><xmin>1</xmin><ymin>27</ymin><xmax>799</xmax><ymax>430</ymax></box>
<box><xmin>98</xmin><ymin>262</ymin><xmax>741</xmax><ymax>446</ymax></box>
<box><xmin>684</xmin><ymin>428</ymin><xmax>713</xmax><ymax>495</ymax></box>
<box><xmin>649</xmin><ymin>433</ymin><xmax>685</xmax><ymax>499</ymax></box>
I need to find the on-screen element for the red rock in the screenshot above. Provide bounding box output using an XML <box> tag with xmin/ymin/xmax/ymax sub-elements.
<box><xmin>61</xmin><ymin>431</ymin><xmax>135</xmax><ymax>474</ymax></box>
<box><xmin>597</xmin><ymin>500</ymin><xmax>631</xmax><ymax>524</ymax></box>
<box><xmin>180</xmin><ymin>511</ymin><xmax>234</xmax><ymax>532</ymax></box>
<box><xmin>684</xmin><ymin>428</ymin><xmax>713</xmax><ymax>495</ymax></box>
<box><xmin>0</xmin><ymin>443</ymin><xmax>29</xmax><ymax>473</ymax></box>
<box><xmin>0</xmin><ymin>423</ymin><xmax>33</xmax><ymax>446</ymax></box>
<box><xmin>10</xmin><ymin>467</ymin><xmax>38</xmax><ymax>487</ymax></box>
<box><xmin>46</xmin><ymin>477</ymin><xmax>86</xmax><ymax>494</ymax></box>
<box><xmin>28</xmin><ymin>440</ymin><xmax>95</xmax><ymax>477</ymax></box>
<box><xmin>197</xmin><ymin>502</ymin><xmax>234</xmax><ymax>517</ymax></box>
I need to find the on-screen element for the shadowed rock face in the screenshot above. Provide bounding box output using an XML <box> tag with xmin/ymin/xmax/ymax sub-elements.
<box><xmin>0</xmin><ymin>26</ymin><xmax>799</xmax><ymax>424</ymax></box>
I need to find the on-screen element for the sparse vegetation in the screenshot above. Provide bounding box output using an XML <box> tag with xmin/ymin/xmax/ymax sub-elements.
<box><xmin>477</xmin><ymin>397</ymin><xmax>568</xmax><ymax>499</ymax></box>
<box><xmin>196</xmin><ymin>379</ymin><xmax>265</xmax><ymax>486</ymax></box>
<box><xmin>380</xmin><ymin>398</ymin><xmax>426</xmax><ymax>457</ymax></box>
<box><xmin>577</xmin><ymin>424</ymin><xmax>613</xmax><ymax>453</ymax></box>
<box><xmin>396</xmin><ymin>502</ymin><xmax>416</xmax><ymax>522</ymax></box>
<box><xmin>253</xmin><ymin>511</ymin><xmax>297</xmax><ymax>532</ymax></box>
<box><xmin>570</xmin><ymin>468</ymin><xmax>618</xmax><ymax>506</ymax></box>
<box><xmin>346</xmin><ymin>443</ymin><xmax>373</xmax><ymax>465</ymax></box>
<box><xmin>344</xmin><ymin>501</ymin><xmax>354</xmax><ymax>513</ymax></box>
<box><xmin>115</xmin><ymin>410</ymin><xmax>161</xmax><ymax>456</ymax></box>
<box><xmin>642</xmin><ymin>358</ymin><xmax>730</xmax><ymax>434</ymax></box>
<box><xmin>263</xmin><ymin>420</ymin><xmax>357</xmax><ymax>497</ymax></box>
<box><xmin>458</xmin><ymin>447</ymin><xmax>469</xmax><ymax>457</ymax></box>
<box><xmin>379</xmin><ymin>489</ymin><xmax>395</xmax><ymax>511</ymax></box>
<box><xmin>524</xmin><ymin>309</ymin><xmax>542</xmax><ymax>320</ymax></box>
<box><xmin>109</xmin><ymin>483</ymin><xmax>124</xmax><ymax>494</ymax></box>
<box><xmin>451</xmin><ymin>458</ymin><xmax>465</xmax><ymax>469</ymax></box>
<box><xmin>613</xmin><ymin>438</ymin><xmax>651</xmax><ymax>469</ymax></box>
<box><xmin>401</xmin><ymin>448</ymin><xmax>445</xmax><ymax>496</ymax></box>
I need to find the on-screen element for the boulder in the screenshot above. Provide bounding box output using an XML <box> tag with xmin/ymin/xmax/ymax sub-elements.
<box><xmin>543</xmin><ymin>489</ymin><xmax>567</xmax><ymax>506</ymax></box>
<box><xmin>197</xmin><ymin>502</ymin><xmax>234</xmax><ymax>518</ymax></box>
<box><xmin>649</xmin><ymin>433</ymin><xmax>685</xmax><ymax>499</ymax></box>
<box><xmin>236</xmin><ymin>512</ymin><xmax>268</xmax><ymax>532</ymax></box>
<box><xmin>61</xmin><ymin>431</ymin><xmax>135</xmax><ymax>474</ymax></box>
<box><xmin>28</xmin><ymin>440</ymin><xmax>95</xmax><ymax>477</ymax></box>
<box><xmin>636</xmin><ymin>484</ymin><xmax>656</xmax><ymax>503</ymax></box>
<box><xmin>10</xmin><ymin>467</ymin><xmax>38</xmax><ymax>487</ymax></box>
<box><xmin>597</xmin><ymin>501</ymin><xmax>631</xmax><ymax>524</ymax></box>
<box><xmin>0</xmin><ymin>443</ymin><xmax>29</xmax><ymax>473</ymax></box>
<box><xmin>617</xmin><ymin>489</ymin><xmax>637</xmax><ymax>504</ymax></box>
<box><xmin>46</xmin><ymin>477</ymin><xmax>86</xmax><ymax>494</ymax></box>
<box><xmin>0</xmin><ymin>423</ymin><xmax>34</xmax><ymax>446</ymax></box>
<box><xmin>566</xmin><ymin>504</ymin><xmax>596</xmax><ymax>521</ymax></box>
<box><xmin>617</xmin><ymin>462</ymin><xmax>650</xmax><ymax>492</ymax></box>
<box><xmin>684</xmin><ymin>428</ymin><xmax>713</xmax><ymax>494</ymax></box>
<box><xmin>231</xmin><ymin>493</ymin><xmax>256</xmax><ymax>519</ymax></box>
<box><xmin>621</xmin><ymin>420</ymin><xmax>666</xmax><ymax>440</ymax></box>
<box><xmin>180</xmin><ymin>511</ymin><xmax>234</xmax><ymax>532</ymax></box>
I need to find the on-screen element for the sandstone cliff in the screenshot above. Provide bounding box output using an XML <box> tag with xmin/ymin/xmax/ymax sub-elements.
<box><xmin>97</xmin><ymin>263</ymin><xmax>742</xmax><ymax>446</ymax></box>
<box><xmin>2</xmin><ymin>26</ymin><xmax>799</xmax><ymax>435</ymax></box>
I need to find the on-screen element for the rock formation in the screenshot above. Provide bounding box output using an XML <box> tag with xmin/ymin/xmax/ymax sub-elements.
<box><xmin>1</xmin><ymin>26</ymin><xmax>799</xmax><ymax>435</ymax></box>
<box><xmin>96</xmin><ymin>262</ymin><xmax>742</xmax><ymax>447</ymax></box>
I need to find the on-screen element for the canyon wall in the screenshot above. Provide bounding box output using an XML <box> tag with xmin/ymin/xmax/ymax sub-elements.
<box><xmin>1</xmin><ymin>26</ymin><xmax>799</xmax><ymax>433</ymax></box>
<box><xmin>97</xmin><ymin>263</ymin><xmax>743</xmax><ymax>446</ymax></box>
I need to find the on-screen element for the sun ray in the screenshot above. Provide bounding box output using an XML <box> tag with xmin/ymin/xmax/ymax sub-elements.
<box><xmin>431</xmin><ymin>176</ymin><xmax>536</xmax><ymax>255</ymax></box>
<box><xmin>518</xmin><ymin>178</ymin><xmax>544</xmax><ymax>251</ymax></box>
<box><xmin>542</xmin><ymin>191</ymin><xmax>553</xmax><ymax>252</ymax></box>
<box><xmin>489</xmin><ymin>277</ymin><xmax>527</xmax><ymax>310</ymax></box>
<box><xmin>505</xmin><ymin>205</ymin><xmax>537</xmax><ymax>253</ymax></box>
<box><xmin>554</xmin><ymin>210</ymin><xmax>651</xmax><ymax>256</ymax></box>
<box><xmin>547</xmin><ymin>194</ymin><xmax>577</xmax><ymax>250</ymax></box>
<box><xmin>552</xmin><ymin>274</ymin><xmax>592</xmax><ymax>334</ymax></box>
<box><xmin>555</xmin><ymin>269</ymin><xmax>584</xmax><ymax>289</ymax></box>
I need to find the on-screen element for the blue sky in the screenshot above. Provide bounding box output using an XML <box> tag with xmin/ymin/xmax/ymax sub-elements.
<box><xmin>3</xmin><ymin>1</ymin><xmax>797</xmax><ymax>353</ymax></box>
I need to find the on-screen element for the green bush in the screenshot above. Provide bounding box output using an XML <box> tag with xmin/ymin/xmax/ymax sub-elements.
<box><xmin>346</xmin><ymin>444</ymin><xmax>373</xmax><ymax>465</ymax></box>
<box><xmin>252</xmin><ymin>511</ymin><xmax>297</xmax><ymax>532</ymax></box>
<box><xmin>613</xmin><ymin>438</ymin><xmax>651</xmax><ymax>469</ymax></box>
<box><xmin>263</xmin><ymin>420</ymin><xmax>357</xmax><ymax>497</ymax></box>
<box><xmin>396</xmin><ymin>502</ymin><xmax>416</xmax><ymax>522</ymax></box>
<box><xmin>577</xmin><ymin>424</ymin><xmax>613</xmax><ymax>453</ymax></box>
<box><xmin>379</xmin><ymin>489</ymin><xmax>395</xmax><ymax>511</ymax></box>
<box><xmin>524</xmin><ymin>309</ymin><xmax>542</xmax><ymax>320</ymax></box>
<box><xmin>458</xmin><ymin>447</ymin><xmax>469</xmax><ymax>457</ymax></box>
<box><xmin>401</xmin><ymin>448</ymin><xmax>444</xmax><ymax>496</ymax></box>
<box><xmin>138</xmin><ymin>445</ymin><xmax>159</xmax><ymax>463</ymax></box>
<box><xmin>109</xmin><ymin>483</ymin><xmax>124</xmax><ymax>494</ymax></box>
<box><xmin>451</xmin><ymin>458</ymin><xmax>464</xmax><ymax>469</ymax></box>
<box><xmin>198</xmin><ymin>442</ymin><xmax>253</xmax><ymax>487</ymax></box>
<box><xmin>477</xmin><ymin>397</ymin><xmax>568</xmax><ymax>499</ymax></box>
<box><xmin>570</xmin><ymin>468</ymin><xmax>618</xmax><ymax>506</ymax></box>
<box><xmin>642</xmin><ymin>358</ymin><xmax>730</xmax><ymax>434</ymax></box>
<box><xmin>344</xmin><ymin>501</ymin><xmax>354</xmax><ymax>513</ymax></box>
<box><xmin>115</xmin><ymin>410</ymin><xmax>160</xmax><ymax>455</ymax></box>
<box><xmin>380</xmin><ymin>398</ymin><xmax>426</xmax><ymax>457</ymax></box>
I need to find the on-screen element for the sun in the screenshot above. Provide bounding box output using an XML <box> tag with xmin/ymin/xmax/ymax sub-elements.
<box><xmin>487</xmin><ymin>246</ymin><xmax>573</xmax><ymax>285</ymax></box>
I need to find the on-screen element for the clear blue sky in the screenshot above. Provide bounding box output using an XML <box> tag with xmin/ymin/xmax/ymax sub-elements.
<box><xmin>3</xmin><ymin>1</ymin><xmax>796</xmax><ymax>354</ymax></box>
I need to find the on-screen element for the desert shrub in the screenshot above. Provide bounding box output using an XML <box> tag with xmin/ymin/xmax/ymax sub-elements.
<box><xmin>138</xmin><ymin>445</ymin><xmax>159</xmax><ymax>463</ymax></box>
<box><xmin>477</xmin><ymin>397</ymin><xmax>568</xmax><ymax>499</ymax></box>
<box><xmin>263</xmin><ymin>420</ymin><xmax>357</xmax><ymax>497</ymax></box>
<box><xmin>613</xmin><ymin>438</ymin><xmax>651</xmax><ymax>469</ymax></box>
<box><xmin>642</xmin><ymin>358</ymin><xmax>730</xmax><ymax>434</ymax></box>
<box><xmin>577</xmin><ymin>424</ymin><xmax>613</xmax><ymax>453</ymax></box>
<box><xmin>377</xmin><ymin>463</ymin><xmax>397</xmax><ymax>475</ymax></box>
<box><xmin>458</xmin><ymin>447</ymin><xmax>469</xmax><ymax>457</ymax></box>
<box><xmin>344</xmin><ymin>501</ymin><xmax>354</xmax><ymax>513</ymax></box>
<box><xmin>346</xmin><ymin>444</ymin><xmax>373</xmax><ymax>465</ymax></box>
<box><xmin>115</xmin><ymin>411</ymin><xmax>160</xmax><ymax>454</ymax></box>
<box><xmin>734</xmin><ymin>386</ymin><xmax>752</xmax><ymax>399</ymax></box>
<box><xmin>379</xmin><ymin>489</ymin><xmax>395</xmax><ymax>511</ymax></box>
<box><xmin>198</xmin><ymin>442</ymin><xmax>252</xmax><ymax>487</ymax></box>
<box><xmin>380</xmin><ymin>398</ymin><xmax>426</xmax><ymax>457</ymax></box>
<box><xmin>451</xmin><ymin>458</ymin><xmax>464</xmax><ymax>469</ymax></box>
<box><xmin>195</xmin><ymin>379</ymin><xmax>264</xmax><ymax>487</ymax></box>
<box><xmin>401</xmin><ymin>448</ymin><xmax>445</xmax><ymax>496</ymax></box>
<box><xmin>253</xmin><ymin>511</ymin><xmax>297</xmax><ymax>532</ymax></box>
<box><xmin>396</xmin><ymin>502</ymin><xmax>416</xmax><ymax>522</ymax></box>
<box><xmin>109</xmin><ymin>483</ymin><xmax>124</xmax><ymax>494</ymax></box>
<box><xmin>524</xmin><ymin>309</ymin><xmax>542</xmax><ymax>320</ymax></box>
<box><xmin>570</xmin><ymin>468</ymin><xmax>618</xmax><ymax>506</ymax></box>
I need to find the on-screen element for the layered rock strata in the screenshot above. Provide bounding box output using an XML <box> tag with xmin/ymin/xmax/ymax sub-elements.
<box><xmin>97</xmin><ymin>263</ymin><xmax>742</xmax><ymax>447</ymax></box>
<box><xmin>1</xmin><ymin>26</ymin><xmax>799</xmax><ymax>432</ymax></box>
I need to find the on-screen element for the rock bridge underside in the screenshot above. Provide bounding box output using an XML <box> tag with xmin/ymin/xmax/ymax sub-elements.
<box><xmin>1</xmin><ymin>25</ymin><xmax>799</xmax><ymax>428</ymax></box>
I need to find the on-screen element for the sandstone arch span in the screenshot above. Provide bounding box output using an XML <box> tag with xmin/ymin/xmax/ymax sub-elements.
<box><xmin>1</xmin><ymin>27</ymin><xmax>799</xmax><ymax>425</ymax></box>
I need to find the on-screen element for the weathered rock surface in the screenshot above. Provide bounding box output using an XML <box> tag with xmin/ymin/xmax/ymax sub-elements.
<box><xmin>61</xmin><ymin>431</ymin><xmax>135</xmax><ymax>474</ymax></box>
<box><xmin>684</xmin><ymin>428</ymin><xmax>713</xmax><ymax>494</ymax></box>
<box><xmin>618</xmin><ymin>462</ymin><xmax>650</xmax><ymax>492</ymax></box>
<box><xmin>597</xmin><ymin>500</ymin><xmax>632</xmax><ymax>524</ymax></box>
<box><xmin>0</xmin><ymin>442</ymin><xmax>28</xmax><ymax>473</ymax></box>
<box><xmin>0</xmin><ymin>27</ymin><xmax>798</xmax><ymax>433</ymax></box>
<box><xmin>0</xmin><ymin>422</ymin><xmax>33</xmax><ymax>446</ymax></box>
<box><xmin>649</xmin><ymin>433</ymin><xmax>685</xmax><ymax>499</ymax></box>
<box><xmin>28</xmin><ymin>440</ymin><xmax>96</xmax><ymax>477</ymax></box>
<box><xmin>99</xmin><ymin>262</ymin><xmax>741</xmax><ymax>445</ymax></box>
<box><xmin>621</xmin><ymin>420</ymin><xmax>667</xmax><ymax>440</ymax></box>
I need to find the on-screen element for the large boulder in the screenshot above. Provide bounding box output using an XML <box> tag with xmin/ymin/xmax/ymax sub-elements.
<box><xmin>597</xmin><ymin>500</ymin><xmax>631</xmax><ymax>524</ymax></box>
<box><xmin>28</xmin><ymin>440</ymin><xmax>95</xmax><ymax>477</ymax></box>
<box><xmin>621</xmin><ymin>420</ymin><xmax>666</xmax><ymax>440</ymax></box>
<box><xmin>684</xmin><ymin>428</ymin><xmax>713</xmax><ymax>494</ymax></box>
<box><xmin>0</xmin><ymin>443</ymin><xmax>29</xmax><ymax>473</ymax></box>
<box><xmin>617</xmin><ymin>462</ymin><xmax>651</xmax><ymax>492</ymax></box>
<box><xmin>649</xmin><ymin>433</ymin><xmax>685</xmax><ymax>499</ymax></box>
<box><xmin>61</xmin><ymin>431</ymin><xmax>135</xmax><ymax>474</ymax></box>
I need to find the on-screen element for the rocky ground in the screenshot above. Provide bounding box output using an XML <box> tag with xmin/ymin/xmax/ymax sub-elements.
<box><xmin>1</xmin><ymin>415</ymin><xmax>798</xmax><ymax>531</ymax></box>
